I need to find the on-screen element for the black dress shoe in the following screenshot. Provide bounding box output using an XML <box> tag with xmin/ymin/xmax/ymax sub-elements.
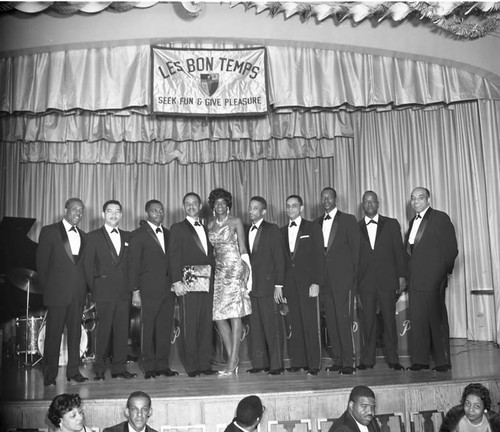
<box><xmin>325</xmin><ymin>364</ymin><xmax>342</xmax><ymax>372</ymax></box>
<box><xmin>307</xmin><ymin>368</ymin><xmax>320</xmax><ymax>376</ymax></box>
<box><xmin>94</xmin><ymin>372</ymin><xmax>105</xmax><ymax>381</ymax></box>
<box><xmin>246</xmin><ymin>367</ymin><xmax>269</xmax><ymax>373</ymax></box>
<box><xmin>268</xmin><ymin>369</ymin><xmax>284</xmax><ymax>375</ymax></box>
<box><xmin>200</xmin><ymin>369</ymin><xmax>218</xmax><ymax>375</ymax></box>
<box><xmin>389</xmin><ymin>363</ymin><xmax>405</xmax><ymax>371</ymax></box>
<box><xmin>44</xmin><ymin>378</ymin><xmax>56</xmax><ymax>386</ymax></box>
<box><xmin>144</xmin><ymin>371</ymin><xmax>156</xmax><ymax>379</ymax></box>
<box><xmin>112</xmin><ymin>371</ymin><xmax>138</xmax><ymax>379</ymax></box>
<box><xmin>433</xmin><ymin>365</ymin><xmax>451</xmax><ymax>372</ymax></box>
<box><xmin>339</xmin><ymin>366</ymin><xmax>355</xmax><ymax>375</ymax></box>
<box><xmin>67</xmin><ymin>373</ymin><xmax>89</xmax><ymax>383</ymax></box>
<box><xmin>407</xmin><ymin>364</ymin><xmax>430</xmax><ymax>371</ymax></box>
<box><xmin>286</xmin><ymin>367</ymin><xmax>305</xmax><ymax>372</ymax></box>
<box><xmin>157</xmin><ymin>369</ymin><xmax>179</xmax><ymax>377</ymax></box>
<box><xmin>188</xmin><ymin>371</ymin><xmax>200</xmax><ymax>377</ymax></box>
<box><xmin>356</xmin><ymin>364</ymin><xmax>374</xmax><ymax>370</ymax></box>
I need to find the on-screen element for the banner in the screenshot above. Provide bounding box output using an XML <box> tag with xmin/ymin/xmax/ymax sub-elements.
<box><xmin>152</xmin><ymin>46</ymin><xmax>269</xmax><ymax>116</ymax></box>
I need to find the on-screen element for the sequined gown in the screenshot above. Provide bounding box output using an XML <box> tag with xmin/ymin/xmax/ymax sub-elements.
<box><xmin>208</xmin><ymin>224</ymin><xmax>251</xmax><ymax>320</ymax></box>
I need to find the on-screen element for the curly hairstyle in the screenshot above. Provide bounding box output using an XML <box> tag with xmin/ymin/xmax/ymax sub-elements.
<box><xmin>460</xmin><ymin>383</ymin><xmax>492</xmax><ymax>411</ymax></box>
<box><xmin>48</xmin><ymin>393</ymin><xmax>82</xmax><ymax>428</ymax></box>
<box><xmin>208</xmin><ymin>188</ymin><xmax>232</xmax><ymax>210</ymax></box>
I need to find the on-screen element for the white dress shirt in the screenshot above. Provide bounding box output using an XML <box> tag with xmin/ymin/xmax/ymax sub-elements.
<box><xmin>105</xmin><ymin>224</ymin><xmax>121</xmax><ymax>255</ymax></box>
<box><xmin>62</xmin><ymin>218</ymin><xmax>81</xmax><ymax>255</ymax></box>
<box><xmin>187</xmin><ymin>216</ymin><xmax>208</xmax><ymax>255</ymax></box>
<box><xmin>288</xmin><ymin>216</ymin><xmax>302</xmax><ymax>253</ymax></box>
<box><xmin>249</xmin><ymin>218</ymin><xmax>264</xmax><ymax>252</ymax></box>
<box><xmin>364</xmin><ymin>213</ymin><xmax>379</xmax><ymax>250</ymax></box>
<box><xmin>408</xmin><ymin>205</ymin><xmax>430</xmax><ymax>244</ymax></box>
<box><xmin>147</xmin><ymin>220</ymin><xmax>165</xmax><ymax>253</ymax></box>
<box><xmin>322</xmin><ymin>207</ymin><xmax>338</xmax><ymax>248</ymax></box>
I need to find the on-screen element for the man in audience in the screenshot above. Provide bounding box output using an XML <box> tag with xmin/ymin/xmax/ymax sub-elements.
<box><xmin>316</xmin><ymin>187</ymin><xmax>359</xmax><ymax>375</ymax></box>
<box><xmin>224</xmin><ymin>395</ymin><xmax>265</xmax><ymax>432</ymax></box>
<box><xmin>246</xmin><ymin>196</ymin><xmax>286</xmax><ymax>375</ymax></box>
<box><xmin>37</xmin><ymin>197</ymin><xmax>88</xmax><ymax>386</ymax></box>
<box><xmin>280</xmin><ymin>194</ymin><xmax>324</xmax><ymax>375</ymax></box>
<box><xmin>329</xmin><ymin>386</ymin><xmax>380</xmax><ymax>432</ymax></box>
<box><xmin>129</xmin><ymin>200</ymin><xmax>177</xmax><ymax>379</ymax></box>
<box><xmin>357</xmin><ymin>191</ymin><xmax>406</xmax><ymax>371</ymax></box>
<box><xmin>103</xmin><ymin>391</ymin><xmax>157</xmax><ymax>432</ymax></box>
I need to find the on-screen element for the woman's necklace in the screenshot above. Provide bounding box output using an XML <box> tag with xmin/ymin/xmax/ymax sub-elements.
<box><xmin>216</xmin><ymin>213</ymin><xmax>229</xmax><ymax>226</ymax></box>
<box><xmin>467</xmin><ymin>415</ymin><xmax>485</xmax><ymax>428</ymax></box>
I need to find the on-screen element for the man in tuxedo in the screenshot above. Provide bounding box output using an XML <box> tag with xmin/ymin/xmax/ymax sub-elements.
<box><xmin>103</xmin><ymin>391</ymin><xmax>157</xmax><ymax>432</ymax></box>
<box><xmin>36</xmin><ymin>197</ymin><xmax>89</xmax><ymax>386</ymax></box>
<box><xmin>84</xmin><ymin>200</ymin><xmax>136</xmax><ymax>381</ymax></box>
<box><xmin>357</xmin><ymin>191</ymin><xmax>406</xmax><ymax>371</ymax></box>
<box><xmin>129</xmin><ymin>199</ymin><xmax>178</xmax><ymax>379</ymax></box>
<box><xmin>280</xmin><ymin>195</ymin><xmax>324</xmax><ymax>375</ymax></box>
<box><xmin>316</xmin><ymin>187</ymin><xmax>359</xmax><ymax>375</ymax></box>
<box><xmin>169</xmin><ymin>192</ymin><xmax>217</xmax><ymax>377</ymax></box>
<box><xmin>405</xmin><ymin>187</ymin><xmax>458</xmax><ymax>372</ymax></box>
<box><xmin>328</xmin><ymin>386</ymin><xmax>380</xmax><ymax>432</ymax></box>
<box><xmin>246</xmin><ymin>196</ymin><xmax>286</xmax><ymax>375</ymax></box>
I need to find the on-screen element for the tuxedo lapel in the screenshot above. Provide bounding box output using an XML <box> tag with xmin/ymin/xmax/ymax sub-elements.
<box><xmin>360</xmin><ymin>220</ymin><xmax>369</xmax><ymax>244</ymax></box>
<box><xmin>283</xmin><ymin>225</ymin><xmax>291</xmax><ymax>257</ymax></box>
<box><xmin>252</xmin><ymin>222</ymin><xmax>263</xmax><ymax>253</ymax></box>
<box><xmin>413</xmin><ymin>207</ymin><xmax>432</xmax><ymax>250</ymax></box>
<box><xmin>374</xmin><ymin>216</ymin><xmax>386</xmax><ymax>249</ymax></box>
<box><xmin>327</xmin><ymin>212</ymin><xmax>339</xmax><ymax>251</ymax></box>
<box><xmin>292</xmin><ymin>220</ymin><xmax>306</xmax><ymax>259</ymax></box>
<box><xmin>184</xmin><ymin>219</ymin><xmax>206</xmax><ymax>255</ymax></box>
<box><xmin>58</xmin><ymin>221</ymin><xmax>76</xmax><ymax>263</ymax></box>
<box><xmin>101</xmin><ymin>226</ymin><xmax>119</xmax><ymax>264</ymax></box>
<box><xmin>145</xmin><ymin>223</ymin><xmax>164</xmax><ymax>253</ymax></box>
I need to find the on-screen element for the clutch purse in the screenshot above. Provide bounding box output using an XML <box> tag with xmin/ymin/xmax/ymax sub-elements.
<box><xmin>182</xmin><ymin>265</ymin><xmax>211</xmax><ymax>292</ymax></box>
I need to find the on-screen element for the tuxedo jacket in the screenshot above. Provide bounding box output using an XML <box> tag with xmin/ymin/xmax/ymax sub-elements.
<box><xmin>128</xmin><ymin>223</ymin><xmax>171</xmax><ymax>300</ymax></box>
<box><xmin>169</xmin><ymin>219</ymin><xmax>215</xmax><ymax>293</ymax></box>
<box><xmin>36</xmin><ymin>221</ymin><xmax>88</xmax><ymax>307</ymax></box>
<box><xmin>280</xmin><ymin>218</ymin><xmax>324</xmax><ymax>291</ymax></box>
<box><xmin>315</xmin><ymin>210</ymin><xmax>360</xmax><ymax>294</ymax></box>
<box><xmin>246</xmin><ymin>220</ymin><xmax>285</xmax><ymax>297</ymax></box>
<box><xmin>358</xmin><ymin>215</ymin><xmax>406</xmax><ymax>293</ymax></box>
<box><xmin>103</xmin><ymin>421</ymin><xmax>158</xmax><ymax>432</ymax></box>
<box><xmin>84</xmin><ymin>226</ymin><xmax>131</xmax><ymax>302</ymax></box>
<box><xmin>329</xmin><ymin>410</ymin><xmax>380</xmax><ymax>432</ymax></box>
<box><xmin>405</xmin><ymin>207</ymin><xmax>458</xmax><ymax>291</ymax></box>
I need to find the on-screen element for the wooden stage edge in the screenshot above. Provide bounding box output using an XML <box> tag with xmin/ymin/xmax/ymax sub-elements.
<box><xmin>1</xmin><ymin>339</ymin><xmax>500</xmax><ymax>432</ymax></box>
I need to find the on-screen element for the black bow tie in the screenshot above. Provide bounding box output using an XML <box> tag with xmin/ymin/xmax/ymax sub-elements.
<box><xmin>289</xmin><ymin>221</ymin><xmax>297</xmax><ymax>228</ymax></box>
<box><xmin>324</xmin><ymin>214</ymin><xmax>332</xmax><ymax>221</ymax></box>
<box><xmin>111</xmin><ymin>228</ymin><xmax>118</xmax><ymax>234</ymax></box>
<box><xmin>69</xmin><ymin>226</ymin><xmax>77</xmax><ymax>232</ymax></box>
<box><xmin>251</xmin><ymin>225</ymin><xmax>258</xmax><ymax>231</ymax></box>
<box><xmin>366</xmin><ymin>220</ymin><xmax>377</xmax><ymax>225</ymax></box>
<box><xmin>415</xmin><ymin>214</ymin><xmax>422</xmax><ymax>220</ymax></box>
<box><xmin>194</xmin><ymin>221</ymin><xmax>201</xmax><ymax>226</ymax></box>
<box><xmin>155</xmin><ymin>227</ymin><xmax>162</xmax><ymax>233</ymax></box>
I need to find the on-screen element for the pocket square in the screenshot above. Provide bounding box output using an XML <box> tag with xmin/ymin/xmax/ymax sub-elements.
<box><xmin>300</xmin><ymin>235</ymin><xmax>310</xmax><ymax>239</ymax></box>
<box><xmin>124</xmin><ymin>242</ymin><xmax>129</xmax><ymax>246</ymax></box>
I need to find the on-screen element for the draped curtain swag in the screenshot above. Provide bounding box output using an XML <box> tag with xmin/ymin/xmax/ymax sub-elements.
<box><xmin>1</xmin><ymin>42</ymin><xmax>499</xmax><ymax>344</ymax></box>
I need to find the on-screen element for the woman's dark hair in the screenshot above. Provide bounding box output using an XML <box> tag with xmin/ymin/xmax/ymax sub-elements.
<box><xmin>460</xmin><ymin>383</ymin><xmax>491</xmax><ymax>411</ymax></box>
<box><xmin>48</xmin><ymin>393</ymin><xmax>82</xmax><ymax>428</ymax></box>
<box><xmin>208</xmin><ymin>188</ymin><xmax>232</xmax><ymax>210</ymax></box>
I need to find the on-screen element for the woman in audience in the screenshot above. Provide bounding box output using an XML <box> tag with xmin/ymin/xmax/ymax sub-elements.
<box><xmin>48</xmin><ymin>393</ymin><xmax>90</xmax><ymax>432</ymax></box>
<box><xmin>440</xmin><ymin>383</ymin><xmax>500</xmax><ymax>432</ymax></box>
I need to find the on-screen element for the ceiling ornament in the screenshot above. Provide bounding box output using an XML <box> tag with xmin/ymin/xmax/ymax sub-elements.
<box><xmin>229</xmin><ymin>1</ymin><xmax>500</xmax><ymax>40</ymax></box>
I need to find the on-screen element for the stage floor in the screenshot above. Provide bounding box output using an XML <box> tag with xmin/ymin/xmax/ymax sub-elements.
<box><xmin>1</xmin><ymin>339</ymin><xmax>499</xmax><ymax>402</ymax></box>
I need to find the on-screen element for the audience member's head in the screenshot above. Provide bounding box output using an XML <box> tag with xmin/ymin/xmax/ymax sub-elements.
<box><xmin>235</xmin><ymin>395</ymin><xmax>265</xmax><ymax>430</ymax></box>
<box><xmin>125</xmin><ymin>391</ymin><xmax>153</xmax><ymax>432</ymax></box>
<box><xmin>460</xmin><ymin>383</ymin><xmax>492</xmax><ymax>424</ymax></box>
<box><xmin>48</xmin><ymin>393</ymin><xmax>85</xmax><ymax>432</ymax></box>
<box><xmin>348</xmin><ymin>386</ymin><xmax>376</xmax><ymax>426</ymax></box>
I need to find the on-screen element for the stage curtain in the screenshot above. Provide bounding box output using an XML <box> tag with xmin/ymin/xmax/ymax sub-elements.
<box><xmin>346</xmin><ymin>101</ymin><xmax>498</xmax><ymax>342</ymax></box>
<box><xmin>2</xmin><ymin>44</ymin><xmax>499</xmax><ymax>115</ymax></box>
